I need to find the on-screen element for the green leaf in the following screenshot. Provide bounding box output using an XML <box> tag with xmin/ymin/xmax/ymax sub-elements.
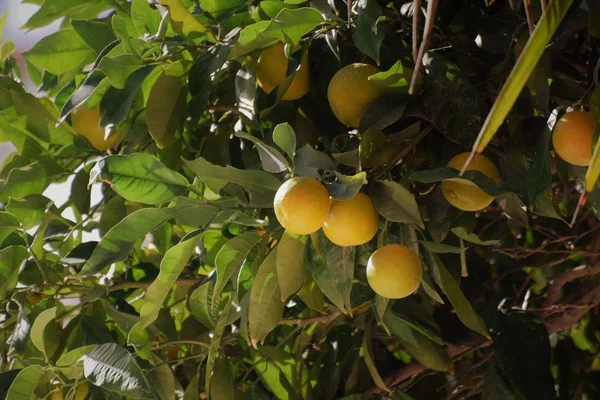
<box><xmin>294</xmin><ymin>144</ymin><xmax>336</xmax><ymax>178</ymax></box>
<box><xmin>328</xmin><ymin>171</ymin><xmax>367</xmax><ymax>200</ymax></box>
<box><xmin>419</xmin><ymin>241</ymin><xmax>461</xmax><ymax>254</ymax></box>
<box><xmin>229</xmin><ymin>8</ymin><xmax>324</xmax><ymax>58</ymax></box>
<box><xmin>81</xmin><ymin>208</ymin><xmax>177</xmax><ymax>275</ymax></box>
<box><xmin>23</xmin><ymin>0</ymin><xmax>111</xmax><ymax>29</ymax></box>
<box><xmin>0</xmin><ymin>12</ymin><xmax>7</xmax><ymax>43</ymax></box>
<box><xmin>493</xmin><ymin>311</ymin><xmax>554</xmax><ymax>400</ymax></box>
<box><xmin>71</xmin><ymin>167</ymin><xmax>91</xmax><ymax>215</ymax></box>
<box><xmin>189</xmin><ymin>280</ymin><xmax>218</xmax><ymax>330</ymax></box>
<box><xmin>411</xmin><ymin>167</ymin><xmax>504</xmax><ymax>197</ymax></box>
<box><xmin>470</xmin><ymin>0</ymin><xmax>574</xmax><ymax>154</ymax></box>
<box><xmin>0</xmin><ymin>246</ymin><xmax>28</xmax><ymax>301</ymax></box>
<box><xmin>90</xmin><ymin>154</ymin><xmax>189</xmax><ymax>205</ymax></box>
<box><xmin>384</xmin><ymin>310</ymin><xmax>445</xmax><ymax>345</ymax></box>
<box><xmin>158</xmin><ymin>0</ymin><xmax>210</xmax><ymax>39</ymax></box>
<box><xmin>72</xmin><ymin>19</ymin><xmax>117</xmax><ymax>54</ymax></box>
<box><xmin>429</xmin><ymin>254</ymin><xmax>490</xmax><ymax>338</ymax></box>
<box><xmin>0</xmin><ymin>212</ymin><xmax>20</xmax><ymax>246</ymax></box>
<box><xmin>481</xmin><ymin>363</ymin><xmax>516</xmax><ymax>400</ymax></box>
<box><xmin>147</xmin><ymin>61</ymin><xmax>187</xmax><ymax>148</ymax></box>
<box><xmin>396</xmin><ymin>328</ymin><xmax>452</xmax><ymax>372</ymax></box>
<box><xmin>30</xmin><ymin>306</ymin><xmax>58</xmax><ymax>360</ymax></box>
<box><xmin>82</xmin><ymin>343</ymin><xmax>152</xmax><ymax>397</ymax></box>
<box><xmin>131</xmin><ymin>0</ymin><xmax>161</xmax><ymax>36</ymax></box>
<box><xmin>250</xmin><ymin>346</ymin><xmax>311</xmax><ymax>399</ymax></box>
<box><xmin>586</xmin><ymin>87</ymin><xmax>600</xmax><ymax>192</ymax></box>
<box><xmin>214</xmin><ymin>232</ymin><xmax>263</xmax><ymax>303</ymax></box>
<box><xmin>276</xmin><ymin>232</ymin><xmax>307</xmax><ymax>301</ymax></box>
<box><xmin>59</xmin><ymin>72</ymin><xmax>110</xmax><ymax>123</ymax></box>
<box><xmin>359</xmin><ymin>97</ymin><xmax>408</xmax><ymax>133</ymax></box>
<box><xmin>370</xmin><ymin>180</ymin><xmax>424</xmax><ymax>228</ymax></box>
<box><xmin>210</xmin><ymin>356</ymin><xmax>237</xmax><ymax>400</ymax></box>
<box><xmin>98</xmin><ymin>55</ymin><xmax>145</xmax><ymax>90</ymax></box>
<box><xmin>248</xmin><ymin>250</ymin><xmax>284</xmax><ymax>347</ymax></box>
<box><xmin>527</xmin><ymin>111</ymin><xmax>555</xmax><ymax>205</ymax></box>
<box><xmin>496</xmin><ymin>193</ymin><xmax>529</xmax><ymax>227</ymax></box>
<box><xmin>235</xmin><ymin>132</ymin><xmax>290</xmax><ymax>173</ymax></box>
<box><xmin>99</xmin><ymin>65</ymin><xmax>156</xmax><ymax>128</ymax></box>
<box><xmin>363</xmin><ymin>322</ymin><xmax>391</xmax><ymax>393</ymax></box>
<box><xmin>451</xmin><ymin>227</ymin><xmax>499</xmax><ymax>246</ymax></box>
<box><xmin>5</xmin><ymin>365</ymin><xmax>43</xmax><ymax>400</ymax></box>
<box><xmin>99</xmin><ymin>196</ymin><xmax>127</xmax><ymax>237</ymax></box>
<box><xmin>56</xmin><ymin>345</ymin><xmax>98</xmax><ymax>367</ymax></box>
<box><xmin>150</xmin><ymin>355</ymin><xmax>176</xmax><ymax>400</ymax></box>
<box><xmin>200</xmin><ymin>0</ymin><xmax>245</xmax><ymax>18</ymax></box>
<box><xmin>298</xmin><ymin>272</ymin><xmax>325</xmax><ymax>313</ymax></box>
<box><xmin>183</xmin><ymin>157</ymin><xmax>281</xmax><ymax>207</ymax></box>
<box><xmin>24</xmin><ymin>28</ymin><xmax>95</xmax><ymax>75</ymax></box>
<box><xmin>306</xmin><ymin>234</ymin><xmax>354</xmax><ymax>315</ymax></box>
<box><xmin>133</xmin><ymin>232</ymin><xmax>203</xmax><ymax>334</ymax></box>
<box><xmin>205</xmin><ymin>296</ymin><xmax>234</xmax><ymax>394</ymax></box>
<box><xmin>353</xmin><ymin>0</ymin><xmax>384</xmax><ymax>64</ymax></box>
<box><xmin>272</xmin><ymin>123</ymin><xmax>297</xmax><ymax>160</ymax></box>
<box><xmin>0</xmin><ymin>162</ymin><xmax>46</xmax><ymax>202</ymax></box>
<box><xmin>368</xmin><ymin>60</ymin><xmax>415</xmax><ymax>92</ymax></box>
<box><xmin>5</xmin><ymin>195</ymin><xmax>53</xmax><ymax>229</ymax></box>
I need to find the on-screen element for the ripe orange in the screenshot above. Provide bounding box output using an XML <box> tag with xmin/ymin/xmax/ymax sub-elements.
<box><xmin>441</xmin><ymin>153</ymin><xmax>501</xmax><ymax>212</ymax></box>
<box><xmin>274</xmin><ymin>177</ymin><xmax>330</xmax><ymax>235</ymax></box>
<box><xmin>322</xmin><ymin>192</ymin><xmax>379</xmax><ymax>246</ymax></box>
<box><xmin>327</xmin><ymin>63</ymin><xmax>383</xmax><ymax>128</ymax></box>
<box><xmin>74</xmin><ymin>382</ymin><xmax>89</xmax><ymax>400</ymax></box>
<box><xmin>366</xmin><ymin>244</ymin><xmax>422</xmax><ymax>299</ymax></box>
<box><xmin>256</xmin><ymin>43</ymin><xmax>309</xmax><ymax>101</ymax></box>
<box><xmin>71</xmin><ymin>106</ymin><xmax>118</xmax><ymax>151</ymax></box>
<box><xmin>552</xmin><ymin>110</ymin><xmax>595</xmax><ymax>166</ymax></box>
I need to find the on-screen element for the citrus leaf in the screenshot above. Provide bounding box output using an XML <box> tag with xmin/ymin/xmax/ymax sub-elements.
<box><xmin>214</xmin><ymin>232</ymin><xmax>263</xmax><ymax>304</ymax></box>
<box><xmin>5</xmin><ymin>365</ymin><xmax>43</xmax><ymax>400</ymax></box>
<box><xmin>469</xmin><ymin>0</ymin><xmax>574</xmax><ymax>155</ymax></box>
<box><xmin>527</xmin><ymin>110</ymin><xmax>556</xmax><ymax>205</ymax></box>
<box><xmin>248</xmin><ymin>250</ymin><xmax>284</xmax><ymax>347</ymax></box>
<box><xmin>276</xmin><ymin>231</ymin><xmax>307</xmax><ymax>301</ymax></box>
<box><xmin>353</xmin><ymin>0</ymin><xmax>384</xmax><ymax>64</ymax></box>
<box><xmin>56</xmin><ymin>345</ymin><xmax>98</xmax><ymax>367</ymax></box>
<box><xmin>384</xmin><ymin>310</ymin><xmax>445</xmax><ymax>345</ymax></box>
<box><xmin>0</xmin><ymin>211</ymin><xmax>20</xmax><ymax>246</ymax></box>
<box><xmin>0</xmin><ymin>246</ymin><xmax>28</xmax><ymax>301</ymax></box>
<box><xmin>411</xmin><ymin>167</ymin><xmax>505</xmax><ymax>197</ymax></box>
<box><xmin>30</xmin><ymin>306</ymin><xmax>58</xmax><ymax>360</ymax></box>
<box><xmin>328</xmin><ymin>171</ymin><xmax>367</xmax><ymax>200</ymax></box>
<box><xmin>496</xmin><ymin>193</ymin><xmax>529</xmax><ymax>227</ymax></box>
<box><xmin>210</xmin><ymin>356</ymin><xmax>237</xmax><ymax>400</ymax></box>
<box><xmin>294</xmin><ymin>144</ymin><xmax>336</xmax><ymax>178</ymax></box>
<box><xmin>189</xmin><ymin>280</ymin><xmax>218</xmax><ymax>330</ymax></box>
<box><xmin>199</xmin><ymin>0</ymin><xmax>245</xmax><ymax>18</ymax></box>
<box><xmin>205</xmin><ymin>296</ymin><xmax>234</xmax><ymax>393</ymax></box>
<box><xmin>90</xmin><ymin>154</ymin><xmax>189</xmax><ymax>205</ymax></box>
<box><xmin>451</xmin><ymin>227</ymin><xmax>499</xmax><ymax>246</ymax></box>
<box><xmin>482</xmin><ymin>363</ymin><xmax>516</xmax><ymax>400</ymax></box>
<box><xmin>5</xmin><ymin>195</ymin><xmax>53</xmax><ymax>229</ymax></box>
<box><xmin>72</xmin><ymin>19</ymin><xmax>117</xmax><ymax>55</ymax></box>
<box><xmin>158</xmin><ymin>0</ymin><xmax>210</xmax><ymax>39</ymax></box>
<box><xmin>250</xmin><ymin>346</ymin><xmax>311</xmax><ymax>399</ymax></box>
<box><xmin>24</xmin><ymin>28</ymin><xmax>95</xmax><ymax>75</ymax></box>
<box><xmin>23</xmin><ymin>0</ymin><xmax>111</xmax><ymax>29</ymax></box>
<box><xmin>0</xmin><ymin>162</ymin><xmax>46</xmax><ymax>202</ymax></box>
<box><xmin>149</xmin><ymin>355</ymin><xmax>176</xmax><ymax>400</ymax></box>
<box><xmin>363</xmin><ymin>322</ymin><xmax>391</xmax><ymax>393</ymax></box>
<box><xmin>371</xmin><ymin>180</ymin><xmax>424</xmax><ymax>228</ymax></box>
<box><xmin>81</xmin><ymin>208</ymin><xmax>177</xmax><ymax>275</ymax></box>
<box><xmin>97</xmin><ymin>54</ymin><xmax>145</xmax><ymax>90</ymax></box>
<box><xmin>131</xmin><ymin>0</ymin><xmax>161</xmax><ymax>36</ymax></box>
<box><xmin>146</xmin><ymin>61</ymin><xmax>188</xmax><ymax>149</ymax></box>
<box><xmin>419</xmin><ymin>241</ymin><xmax>461</xmax><ymax>254</ymax></box>
<box><xmin>82</xmin><ymin>343</ymin><xmax>152</xmax><ymax>397</ymax></box>
<box><xmin>235</xmin><ymin>132</ymin><xmax>290</xmax><ymax>173</ymax></box>
<box><xmin>272</xmin><ymin>123</ymin><xmax>297</xmax><ymax>160</ymax></box>
<box><xmin>586</xmin><ymin>86</ymin><xmax>600</xmax><ymax>192</ymax></box>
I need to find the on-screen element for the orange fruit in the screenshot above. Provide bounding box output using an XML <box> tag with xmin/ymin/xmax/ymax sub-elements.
<box><xmin>274</xmin><ymin>177</ymin><xmax>330</xmax><ymax>235</ymax></box>
<box><xmin>327</xmin><ymin>63</ymin><xmax>383</xmax><ymax>128</ymax></box>
<box><xmin>322</xmin><ymin>192</ymin><xmax>379</xmax><ymax>246</ymax></box>
<box><xmin>366</xmin><ymin>244</ymin><xmax>422</xmax><ymax>299</ymax></box>
<box><xmin>71</xmin><ymin>106</ymin><xmax>118</xmax><ymax>151</ymax></box>
<box><xmin>552</xmin><ymin>110</ymin><xmax>595</xmax><ymax>166</ymax></box>
<box><xmin>256</xmin><ymin>43</ymin><xmax>309</xmax><ymax>101</ymax></box>
<box><xmin>441</xmin><ymin>153</ymin><xmax>500</xmax><ymax>212</ymax></box>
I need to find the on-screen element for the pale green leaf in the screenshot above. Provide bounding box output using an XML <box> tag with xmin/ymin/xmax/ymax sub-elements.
<box><xmin>5</xmin><ymin>365</ymin><xmax>43</xmax><ymax>400</ymax></box>
<box><xmin>276</xmin><ymin>232</ymin><xmax>307</xmax><ymax>301</ymax></box>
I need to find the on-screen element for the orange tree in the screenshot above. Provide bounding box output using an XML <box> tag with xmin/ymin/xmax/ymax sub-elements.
<box><xmin>1</xmin><ymin>0</ymin><xmax>600</xmax><ymax>399</ymax></box>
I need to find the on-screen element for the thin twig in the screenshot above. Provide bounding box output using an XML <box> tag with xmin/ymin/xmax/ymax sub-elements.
<box><xmin>279</xmin><ymin>309</ymin><xmax>343</xmax><ymax>326</ymax></box>
<box><xmin>523</xmin><ymin>0</ymin><xmax>535</xmax><ymax>34</ymax></box>
<box><xmin>540</xmin><ymin>0</ymin><xmax>547</xmax><ymax>13</ymax></box>
<box><xmin>412</xmin><ymin>0</ymin><xmax>421</xmax><ymax>63</ymax></box>
<box><xmin>108</xmin><ymin>279</ymin><xmax>199</xmax><ymax>292</ymax></box>
<box><xmin>409</xmin><ymin>0</ymin><xmax>439</xmax><ymax>94</ymax></box>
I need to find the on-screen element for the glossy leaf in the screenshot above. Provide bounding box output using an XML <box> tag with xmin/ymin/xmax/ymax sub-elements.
<box><xmin>328</xmin><ymin>171</ymin><xmax>367</xmax><ymax>200</ymax></box>
<box><xmin>189</xmin><ymin>280</ymin><xmax>218</xmax><ymax>330</ymax></box>
<box><xmin>5</xmin><ymin>365</ymin><xmax>43</xmax><ymax>400</ymax></box>
<box><xmin>235</xmin><ymin>132</ymin><xmax>290</xmax><ymax>173</ymax></box>
<box><xmin>30</xmin><ymin>306</ymin><xmax>58</xmax><ymax>360</ymax></box>
<box><xmin>272</xmin><ymin>123</ymin><xmax>297</xmax><ymax>160</ymax></box>
<box><xmin>353</xmin><ymin>0</ymin><xmax>384</xmax><ymax>64</ymax></box>
<box><xmin>371</xmin><ymin>180</ymin><xmax>424</xmax><ymax>228</ymax></box>
<box><xmin>23</xmin><ymin>0</ymin><xmax>111</xmax><ymax>29</ymax></box>
<box><xmin>276</xmin><ymin>231</ymin><xmax>307</xmax><ymax>301</ymax></box>
<box><xmin>411</xmin><ymin>167</ymin><xmax>504</xmax><ymax>197</ymax></box>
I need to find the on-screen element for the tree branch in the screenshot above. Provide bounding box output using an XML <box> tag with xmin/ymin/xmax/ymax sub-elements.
<box><xmin>108</xmin><ymin>279</ymin><xmax>200</xmax><ymax>292</ymax></box>
<box><xmin>279</xmin><ymin>309</ymin><xmax>343</xmax><ymax>327</ymax></box>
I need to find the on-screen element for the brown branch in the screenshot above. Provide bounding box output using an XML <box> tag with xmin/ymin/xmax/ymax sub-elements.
<box><xmin>523</xmin><ymin>0</ymin><xmax>535</xmax><ymax>34</ymax></box>
<box><xmin>409</xmin><ymin>0</ymin><xmax>439</xmax><ymax>94</ymax></box>
<box><xmin>279</xmin><ymin>309</ymin><xmax>343</xmax><ymax>327</ymax></box>
<box><xmin>412</xmin><ymin>0</ymin><xmax>421</xmax><ymax>63</ymax></box>
<box><xmin>205</xmin><ymin>105</ymin><xmax>240</xmax><ymax>114</ymax></box>
<box><xmin>108</xmin><ymin>279</ymin><xmax>200</xmax><ymax>292</ymax></box>
<box><xmin>540</xmin><ymin>0</ymin><xmax>547</xmax><ymax>13</ymax></box>
<box><xmin>541</xmin><ymin>263</ymin><xmax>600</xmax><ymax>319</ymax></box>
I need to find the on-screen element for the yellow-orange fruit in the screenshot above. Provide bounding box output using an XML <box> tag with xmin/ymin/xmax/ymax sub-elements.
<box><xmin>441</xmin><ymin>153</ymin><xmax>501</xmax><ymax>212</ymax></box>
<box><xmin>322</xmin><ymin>192</ymin><xmax>379</xmax><ymax>246</ymax></box>
<box><xmin>327</xmin><ymin>63</ymin><xmax>383</xmax><ymax>128</ymax></box>
<box><xmin>256</xmin><ymin>43</ymin><xmax>309</xmax><ymax>101</ymax></box>
<box><xmin>51</xmin><ymin>389</ymin><xmax>64</xmax><ymax>400</ymax></box>
<box><xmin>274</xmin><ymin>177</ymin><xmax>330</xmax><ymax>235</ymax></box>
<box><xmin>71</xmin><ymin>106</ymin><xmax>118</xmax><ymax>151</ymax></box>
<box><xmin>366</xmin><ymin>244</ymin><xmax>422</xmax><ymax>299</ymax></box>
<box><xmin>552</xmin><ymin>110</ymin><xmax>595</xmax><ymax>166</ymax></box>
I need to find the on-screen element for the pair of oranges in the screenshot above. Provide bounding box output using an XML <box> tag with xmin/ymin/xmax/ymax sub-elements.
<box><xmin>273</xmin><ymin>177</ymin><xmax>422</xmax><ymax>299</ymax></box>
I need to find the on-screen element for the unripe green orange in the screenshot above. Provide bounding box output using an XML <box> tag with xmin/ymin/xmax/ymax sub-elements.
<box><xmin>327</xmin><ymin>63</ymin><xmax>383</xmax><ymax>128</ymax></box>
<box><xmin>274</xmin><ymin>177</ymin><xmax>330</xmax><ymax>235</ymax></box>
<box><xmin>441</xmin><ymin>153</ymin><xmax>500</xmax><ymax>212</ymax></box>
<box><xmin>71</xmin><ymin>106</ymin><xmax>118</xmax><ymax>151</ymax></box>
<box><xmin>256</xmin><ymin>43</ymin><xmax>309</xmax><ymax>101</ymax></box>
<box><xmin>366</xmin><ymin>244</ymin><xmax>422</xmax><ymax>299</ymax></box>
<box><xmin>552</xmin><ymin>110</ymin><xmax>594</xmax><ymax>166</ymax></box>
<box><xmin>322</xmin><ymin>192</ymin><xmax>379</xmax><ymax>246</ymax></box>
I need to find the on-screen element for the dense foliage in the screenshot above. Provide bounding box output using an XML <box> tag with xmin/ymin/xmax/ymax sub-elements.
<box><xmin>1</xmin><ymin>0</ymin><xmax>600</xmax><ymax>399</ymax></box>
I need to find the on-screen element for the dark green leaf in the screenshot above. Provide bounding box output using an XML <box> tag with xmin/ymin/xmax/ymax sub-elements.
<box><xmin>358</xmin><ymin>96</ymin><xmax>408</xmax><ymax>133</ymax></box>
<box><xmin>59</xmin><ymin>72</ymin><xmax>110</xmax><ymax>123</ymax></box>
<box><xmin>30</xmin><ymin>306</ymin><xmax>58</xmax><ymax>360</ymax></box>
<box><xmin>419</xmin><ymin>241</ymin><xmax>461</xmax><ymax>254</ymax></box>
<box><xmin>294</xmin><ymin>144</ymin><xmax>336</xmax><ymax>178</ymax></box>
<box><xmin>482</xmin><ymin>363</ymin><xmax>516</xmax><ymax>400</ymax></box>
<box><xmin>90</xmin><ymin>153</ymin><xmax>189</xmax><ymax>205</ymax></box>
<box><xmin>210</xmin><ymin>356</ymin><xmax>237</xmax><ymax>399</ymax></box>
<box><xmin>5</xmin><ymin>195</ymin><xmax>54</xmax><ymax>229</ymax></box>
<box><xmin>496</xmin><ymin>193</ymin><xmax>529</xmax><ymax>227</ymax></box>
<box><xmin>189</xmin><ymin>279</ymin><xmax>218</xmax><ymax>330</ymax></box>
<box><xmin>71</xmin><ymin>167</ymin><xmax>91</xmax><ymax>215</ymax></box>
<box><xmin>0</xmin><ymin>246</ymin><xmax>28</xmax><ymax>300</ymax></box>
<box><xmin>451</xmin><ymin>227</ymin><xmax>499</xmax><ymax>246</ymax></box>
<box><xmin>81</xmin><ymin>208</ymin><xmax>177</xmax><ymax>275</ymax></box>
<box><xmin>250</xmin><ymin>346</ymin><xmax>311</xmax><ymax>399</ymax></box>
<box><xmin>205</xmin><ymin>296</ymin><xmax>234</xmax><ymax>393</ymax></box>
<box><xmin>370</xmin><ymin>180</ymin><xmax>424</xmax><ymax>228</ymax></box>
<box><xmin>411</xmin><ymin>167</ymin><xmax>504</xmax><ymax>197</ymax></box>
<box><xmin>384</xmin><ymin>310</ymin><xmax>445</xmax><ymax>345</ymax></box>
<box><xmin>527</xmin><ymin>111</ymin><xmax>555</xmax><ymax>206</ymax></box>
<box><xmin>147</xmin><ymin>62</ymin><xmax>187</xmax><ymax>148</ymax></box>
<box><xmin>235</xmin><ymin>132</ymin><xmax>290</xmax><ymax>173</ymax></box>
<box><xmin>0</xmin><ymin>211</ymin><xmax>20</xmax><ymax>246</ymax></box>
<box><xmin>98</xmin><ymin>54</ymin><xmax>145</xmax><ymax>90</ymax></box>
<box><xmin>72</xmin><ymin>19</ymin><xmax>117</xmax><ymax>54</ymax></box>
<box><xmin>353</xmin><ymin>0</ymin><xmax>384</xmax><ymax>64</ymax></box>
<box><xmin>328</xmin><ymin>171</ymin><xmax>367</xmax><ymax>200</ymax></box>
